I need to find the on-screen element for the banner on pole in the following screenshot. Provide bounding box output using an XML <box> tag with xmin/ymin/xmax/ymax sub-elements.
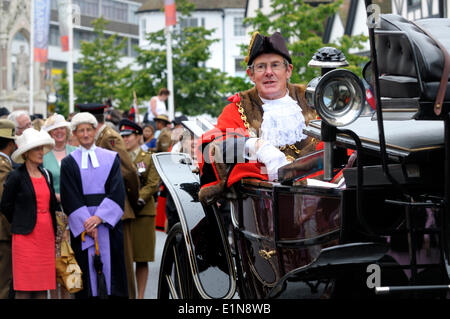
<box><xmin>57</xmin><ymin>0</ymin><xmax>70</xmax><ymax>51</ymax></box>
<box><xmin>34</xmin><ymin>0</ymin><xmax>51</xmax><ymax>62</ymax></box>
<box><xmin>164</xmin><ymin>0</ymin><xmax>177</xmax><ymax>26</ymax></box>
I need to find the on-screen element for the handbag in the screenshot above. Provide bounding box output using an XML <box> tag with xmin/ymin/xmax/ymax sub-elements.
<box><xmin>53</xmin><ymin>201</ymin><xmax>83</xmax><ymax>293</ymax></box>
<box><xmin>55</xmin><ymin>237</ymin><xmax>83</xmax><ymax>294</ymax></box>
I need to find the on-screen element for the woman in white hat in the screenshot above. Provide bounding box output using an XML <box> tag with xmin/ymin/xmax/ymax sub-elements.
<box><xmin>42</xmin><ymin>113</ymin><xmax>76</xmax><ymax>299</ymax></box>
<box><xmin>1</xmin><ymin>128</ymin><xmax>58</xmax><ymax>299</ymax></box>
<box><xmin>42</xmin><ymin>114</ymin><xmax>77</xmax><ymax>203</ymax></box>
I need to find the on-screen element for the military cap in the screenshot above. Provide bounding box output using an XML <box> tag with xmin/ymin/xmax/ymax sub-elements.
<box><xmin>0</xmin><ymin>119</ymin><xmax>16</xmax><ymax>139</ymax></box>
<box><xmin>75</xmin><ymin>103</ymin><xmax>108</xmax><ymax>115</ymax></box>
<box><xmin>0</xmin><ymin>107</ymin><xmax>10</xmax><ymax>118</ymax></box>
<box><xmin>245</xmin><ymin>31</ymin><xmax>292</xmax><ymax>66</ymax></box>
<box><xmin>119</xmin><ymin>119</ymin><xmax>143</xmax><ymax>136</ymax></box>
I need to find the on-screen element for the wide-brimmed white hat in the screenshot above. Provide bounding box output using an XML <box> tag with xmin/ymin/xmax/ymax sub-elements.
<box><xmin>70</xmin><ymin>112</ymin><xmax>98</xmax><ymax>131</ymax></box>
<box><xmin>12</xmin><ymin>128</ymin><xmax>55</xmax><ymax>163</ymax></box>
<box><xmin>42</xmin><ymin>113</ymin><xmax>71</xmax><ymax>132</ymax></box>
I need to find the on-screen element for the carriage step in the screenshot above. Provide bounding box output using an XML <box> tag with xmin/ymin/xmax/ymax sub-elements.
<box><xmin>384</xmin><ymin>199</ymin><xmax>442</xmax><ymax>208</ymax></box>
<box><xmin>375</xmin><ymin>285</ymin><xmax>450</xmax><ymax>295</ymax></box>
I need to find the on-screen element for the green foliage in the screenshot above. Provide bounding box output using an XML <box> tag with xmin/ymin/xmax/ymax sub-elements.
<box><xmin>134</xmin><ymin>26</ymin><xmax>229</xmax><ymax>116</ymax></box>
<box><xmin>73</xmin><ymin>17</ymin><xmax>131</xmax><ymax>110</ymax></box>
<box><xmin>244</xmin><ymin>0</ymin><xmax>369</xmax><ymax>84</ymax></box>
<box><xmin>55</xmin><ymin>69</ymin><xmax>69</xmax><ymax>117</ymax></box>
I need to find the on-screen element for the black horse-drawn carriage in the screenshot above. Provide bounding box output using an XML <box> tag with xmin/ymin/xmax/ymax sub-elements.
<box><xmin>153</xmin><ymin>10</ymin><xmax>450</xmax><ymax>299</ymax></box>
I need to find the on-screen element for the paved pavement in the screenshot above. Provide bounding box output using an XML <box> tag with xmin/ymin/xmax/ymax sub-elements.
<box><xmin>143</xmin><ymin>230</ymin><xmax>167</xmax><ymax>299</ymax></box>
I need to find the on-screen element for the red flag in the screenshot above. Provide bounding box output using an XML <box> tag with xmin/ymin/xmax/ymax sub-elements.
<box><xmin>165</xmin><ymin>0</ymin><xmax>177</xmax><ymax>26</ymax></box>
<box><xmin>128</xmin><ymin>105</ymin><xmax>136</xmax><ymax>121</ymax></box>
<box><xmin>57</xmin><ymin>0</ymin><xmax>70</xmax><ymax>51</ymax></box>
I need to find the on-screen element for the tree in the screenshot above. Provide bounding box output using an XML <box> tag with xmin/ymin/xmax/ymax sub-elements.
<box><xmin>133</xmin><ymin>27</ymin><xmax>231</xmax><ymax>117</ymax></box>
<box><xmin>243</xmin><ymin>0</ymin><xmax>369</xmax><ymax>84</ymax></box>
<box><xmin>131</xmin><ymin>1</ymin><xmax>252</xmax><ymax>117</ymax></box>
<box><xmin>74</xmin><ymin>17</ymin><xmax>131</xmax><ymax>109</ymax></box>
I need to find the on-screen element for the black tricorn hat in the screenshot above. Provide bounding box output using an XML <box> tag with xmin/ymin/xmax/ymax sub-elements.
<box><xmin>172</xmin><ymin>115</ymin><xmax>188</xmax><ymax>125</ymax></box>
<box><xmin>76</xmin><ymin>103</ymin><xmax>108</xmax><ymax>115</ymax></box>
<box><xmin>245</xmin><ymin>31</ymin><xmax>292</xmax><ymax>66</ymax></box>
<box><xmin>119</xmin><ymin>119</ymin><xmax>143</xmax><ymax>136</ymax></box>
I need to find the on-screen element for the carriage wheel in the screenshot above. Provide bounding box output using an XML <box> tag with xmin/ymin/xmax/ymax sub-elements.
<box><xmin>157</xmin><ymin>223</ymin><xmax>200</xmax><ymax>299</ymax></box>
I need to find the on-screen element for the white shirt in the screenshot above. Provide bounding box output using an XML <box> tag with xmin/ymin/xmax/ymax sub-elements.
<box><xmin>147</xmin><ymin>96</ymin><xmax>167</xmax><ymax>122</ymax></box>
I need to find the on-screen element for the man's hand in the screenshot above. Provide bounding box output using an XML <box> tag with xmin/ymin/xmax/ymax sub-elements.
<box><xmin>84</xmin><ymin>215</ymin><xmax>102</xmax><ymax>233</ymax></box>
<box><xmin>85</xmin><ymin>228</ymin><xmax>98</xmax><ymax>241</ymax></box>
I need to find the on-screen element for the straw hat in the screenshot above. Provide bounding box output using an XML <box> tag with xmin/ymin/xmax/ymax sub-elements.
<box><xmin>154</xmin><ymin>114</ymin><xmax>171</xmax><ymax>124</ymax></box>
<box><xmin>11</xmin><ymin>128</ymin><xmax>55</xmax><ymax>163</ymax></box>
<box><xmin>42</xmin><ymin>113</ymin><xmax>71</xmax><ymax>132</ymax></box>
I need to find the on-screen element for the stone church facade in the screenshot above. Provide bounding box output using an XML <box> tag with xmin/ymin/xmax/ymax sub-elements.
<box><xmin>0</xmin><ymin>0</ymin><xmax>47</xmax><ymax>115</ymax></box>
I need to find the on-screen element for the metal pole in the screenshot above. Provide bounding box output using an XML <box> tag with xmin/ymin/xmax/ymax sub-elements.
<box><xmin>29</xmin><ymin>0</ymin><xmax>34</xmax><ymax>115</ymax></box>
<box><xmin>68</xmin><ymin>0</ymin><xmax>74</xmax><ymax>114</ymax></box>
<box><xmin>165</xmin><ymin>26</ymin><xmax>174</xmax><ymax>121</ymax></box>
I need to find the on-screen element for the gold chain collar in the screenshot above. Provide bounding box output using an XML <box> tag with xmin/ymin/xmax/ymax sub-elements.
<box><xmin>236</xmin><ymin>101</ymin><xmax>301</xmax><ymax>162</ymax></box>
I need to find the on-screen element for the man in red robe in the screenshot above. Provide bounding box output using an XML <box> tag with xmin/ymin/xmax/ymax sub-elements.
<box><xmin>197</xmin><ymin>31</ymin><xmax>320</xmax><ymax>204</ymax></box>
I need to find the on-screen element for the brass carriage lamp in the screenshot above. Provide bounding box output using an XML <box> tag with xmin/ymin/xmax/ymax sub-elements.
<box><xmin>305</xmin><ymin>47</ymin><xmax>365</xmax><ymax>180</ymax></box>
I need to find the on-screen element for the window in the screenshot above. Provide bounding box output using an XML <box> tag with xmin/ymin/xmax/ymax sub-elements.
<box><xmin>49</xmin><ymin>25</ymin><xmax>60</xmax><ymax>46</ymax></box>
<box><xmin>180</xmin><ymin>17</ymin><xmax>198</xmax><ymax>28</ymax></box>
<box><xmin>235</xmin><ymin>58</ymin><xmax>245</xmax><ymax>72</ymax></box>
<box><xmin>128</xmin><ymin>3</ymin><xmax>140</xmax><ymax>25</ymax></box>
<box><xmin>74</xmin><ymin>29</ymin><xmax>96</xmax><ymax>49</ymax></box>
<box><xmin>73</xmin><ymin>0</ymin><xmax>99</xmax><ymax>18</ymax></box>
<box><xmin>102</xmin><ymin>0</ymin><xmax>128</xmax><ymax>23</ymax></box>
<box><xmin>140</xmin><ymin>18</ymin><xmax>147</xmax><ymax>40</ymax></box>
<box><xmin>259</xmin><ymin>0</ymin><xmax>263</xmax><ymax>9</ymax></box>
<box><xmin>130</xmin><ymin>38</ymin><xmax>139</xmax><ymax>57</ymax></box>
<box><xmin>233</xmin><ymin>17</ymin><xmax>245</xmax><ymax>36</ymax></box>
<box><xmin>114</xmin><ymin>36</ymin><xmax>128</xmax><ymax>55</ymax></box>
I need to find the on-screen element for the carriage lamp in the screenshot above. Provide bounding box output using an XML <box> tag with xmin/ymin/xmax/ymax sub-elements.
<box><xmin>305</xmin><ymin>68</ymin><xmax>365</xmax><ymax>127</ymax></box>
<box><xmin>306</xmin><ymin>47</ymin><xmax>364</xmax><ymax>181</ymax></box>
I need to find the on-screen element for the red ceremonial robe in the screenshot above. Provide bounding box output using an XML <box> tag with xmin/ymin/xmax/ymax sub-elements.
<box><xmin>197</xmin><ymin>84</ymin><xmax>320</xmax><ymax>204</ymax></box>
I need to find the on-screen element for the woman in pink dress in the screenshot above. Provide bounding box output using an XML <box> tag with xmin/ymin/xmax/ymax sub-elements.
<box><xmin>1</xmin><ymin>128</ymin><xmax>58</xmax><ymax>299</ymax></box>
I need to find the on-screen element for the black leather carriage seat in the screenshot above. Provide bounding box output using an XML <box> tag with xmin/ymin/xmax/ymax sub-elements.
<box><xmin>375</xmin><ymin>14</ymin><xmax>450</xmax><ymax>102</ymax></box>
<box><xmin>304</xmin><ymin>117</ymin><xmax>444</xmax><ymax>158</ymax></box>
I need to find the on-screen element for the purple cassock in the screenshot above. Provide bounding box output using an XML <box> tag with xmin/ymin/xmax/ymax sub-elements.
<box><xmin>60</xmin><ymin>146</ymin><xmax>128</xmax><ymax>298</ymax></box>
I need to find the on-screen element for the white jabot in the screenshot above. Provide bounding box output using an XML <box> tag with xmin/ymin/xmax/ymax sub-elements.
<box><xmin>243</xmin><ymin>92</ymin><xmax>306</xmax><ymax>181</ymax></box>
<box><xmin>80</xmin><ymin>144</ymin><xmax>100</xmax><ymax>169</ymax></box>
<box><xmin>260</xmin><ymin>92</ymin><xmax>307</xmax><ymax>147</ymax></box>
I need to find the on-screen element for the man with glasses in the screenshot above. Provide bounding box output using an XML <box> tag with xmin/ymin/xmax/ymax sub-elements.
<box><xmin>7</xmin><ymin>111</ymin><xmax>32</xmax><ymax>136</ymax></box>
<box><xmin>197</xmin><ymin>31</ymin><xmax>319</xmax><ymax>203</ymax></box>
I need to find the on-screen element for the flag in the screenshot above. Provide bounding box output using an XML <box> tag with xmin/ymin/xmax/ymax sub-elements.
<box><xmin>57</xmin><ymin>0</ymin><xmax>71</xmax><ymax>51</ymax></box>
<box><xmin>128</xmin><ymin>105</ymin><xmax>136</xmax><ymax>122</ymax></box>
<box><xmin>34</xmin><ymin>0</ymin><xmax>51</xmax><ymax>62</ymax></box>
<box><xmin>164</xmin><ymin>0</ymin><xmax>177</xmax><ymax>27</ymax></box>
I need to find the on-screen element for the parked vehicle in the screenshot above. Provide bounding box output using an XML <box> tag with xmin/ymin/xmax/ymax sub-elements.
<box><xmin>153</xmin><ymin>12</ymin><xmax>450</xmax><ymax>299</ymax></box>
